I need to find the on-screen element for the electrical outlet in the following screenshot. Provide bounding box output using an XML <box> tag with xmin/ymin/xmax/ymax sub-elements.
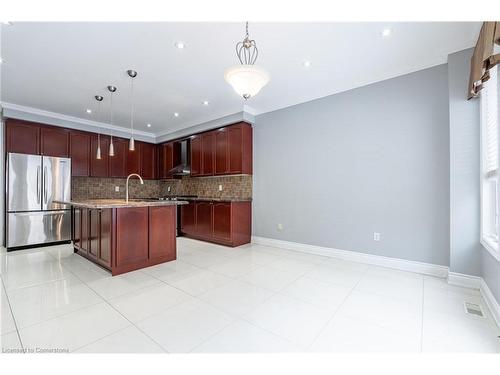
<box><xmin>218</xmin><ymin>184</ymin><xmax>223</xmax><ymax>191</ymax></box>
<box><xmin>115</xmin><ymin>186</ymin><xmax>120</xmax><ymax>192</ymax></box>
<box><xmin>277</xmin><ymin>223</ymin><xmax>283</xmax><ymax>231</ymax></box>
<box><xmin>373</xmin><ymin>232</ymin><xmax>381</xmax><ymax>241</ymax></box>
<box><xmin>167</xmin><ymin>186</ymin><xmax>171</xmax><ymax>192</ymax></box>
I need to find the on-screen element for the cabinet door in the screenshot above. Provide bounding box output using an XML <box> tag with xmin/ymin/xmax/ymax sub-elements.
<box><xmin>190</xmin><ymin>136</ymin><xmax>202</xmax><ymax>176</ymax></box>
<box><xmin>90</xmin><ymin>135</ymin><xmax>110</xmax><ymax>177</ymax></box>
<box><xmin>213</xmin><ymin>202</ymin><xmax>232</xmax><ymax>241</ymax></box>
<box><xmin>201</xmin><ymin>132</ymin><xmax>215</xmax><ymax>176</ymax></box>
<box><xmin>80</xmin><ymin>208</ymin><xmax>90</xmax><ymax>254</ymax></box>
<box><xmin>141</xmin><ymin>143</ymin><xmax>156</xmax><ymax>179</ymax></box>
<box><xmin>115</xmin><ymin>207</ymin><xmax>149</xmax><ymax>267</ymax></box>
<box><xmin>215</xmin><ymin>129</ymin><xmax>229</xmax><ymax>175</ymax></box>
<box><xmin>195</xmin><ymin>202</ymin><xmax>213</xmax><ymax>238</ymax></box>
<box><xmin>126</xmin><ymin>142</ymin><xmax>141</xmax><ymax>175</ymax></box>
<box><xmin>228</xmin><ymin>125</ymin><xmax>243</xmax><ymax>174</ymax></box>
<box><xmin>73</xmin><ymin>207</ymin><xmax>81</xmax><ymax>248</ymax></box>
<box><xmin>159</xmin><ymin>143</ymin><xmax>173</xmax><ymax>179</ymax></box>
<box><xmin>6</xmin><ymin>119</ymin><xmax>40</xmax><ymax>155</ymax></box>
<box><xmin>180</xmin><ymin>202</ymin><xmax>196</xmax><ymax>235</ymax></box>
<box><xmin>40</xmin><ymin>126</ymin><xmax>69</xmax><ymax>157</ymax></box>
<box><xmin>89</xmin><ymin>209</ymin><xmax>100</xmax><ymax>259</ymax></box>
<box><xmin>70</xmin><ymin>131</ymin><xmax>91</xmax><ymax>176</ymax></box>
<box><xmin>149</xmin><ymin>206</ymin><xmax>176</xmax><ymax>261</ymax></box>
<box><xmin>109</xmin><ymin>138</ymin><xmax>127</xmax><ymax>178</ymax></box>
<box><xmin>98</xmin><ymin>209</ymin><xmax>112</xmax><ymax>268</ymax></box>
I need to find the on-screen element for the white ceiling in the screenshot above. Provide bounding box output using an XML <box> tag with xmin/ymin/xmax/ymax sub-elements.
<box><xmin>1</xmin><ymin>22</ymin><xmax>481</xmax><ymax>137</ymax></box>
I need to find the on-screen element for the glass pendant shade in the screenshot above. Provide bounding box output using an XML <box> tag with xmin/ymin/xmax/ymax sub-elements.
<box><xmin>109</xmin><ymin>138</ymin><xmax>115</xmax><ymax>156</ymax></box>
<box><xmin>129</xmin><ymin>137</ymin><xmax>135</xmax><ymax>151</ymax></box>
<box><xmin>96</xmin><ymin>142</ymin><xmax>102</xmax><ymax>160</ymax></box>
<box><xmin>224</xmin><ymin>64</ymin><xmax>270</xmax><ymax>100</ymax></box>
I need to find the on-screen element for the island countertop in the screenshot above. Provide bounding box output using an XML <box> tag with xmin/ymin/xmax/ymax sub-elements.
<box><xmin>55</xmin><ymin>199</ymin><xmax>189</xmax><ymax>209</ymax></box>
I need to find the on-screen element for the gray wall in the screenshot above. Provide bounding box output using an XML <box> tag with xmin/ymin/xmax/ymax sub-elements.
<box><xmin>253</xmin><ymin>64</ymin><xmax>450</xmax><ymax>266</ymax></box>
<box><xmin>447</xmin><ymin>48</ymin><xmax>482</xmax><ymax>276</ymax></box>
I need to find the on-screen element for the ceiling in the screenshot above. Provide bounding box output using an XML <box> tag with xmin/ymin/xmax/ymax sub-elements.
<box><xmin>0</xmin><ymin>22</ymin><xmax>481</xmax><ymax>137</ymax></box>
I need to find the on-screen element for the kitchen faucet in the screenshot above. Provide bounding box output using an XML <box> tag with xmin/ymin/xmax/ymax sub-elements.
<box><xmin>126</xmin><ymin>173</ymin><xmax>144</xmax><ymax>202</ymax></box>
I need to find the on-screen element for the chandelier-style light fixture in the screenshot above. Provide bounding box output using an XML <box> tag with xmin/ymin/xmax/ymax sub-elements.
<box><xmin>107</xmin><ymin>85</ymin><xmax>117</xmax><ymax>157</ymax></box>
<box><xmin>224</xmin><ymin>22</ymin><xmax>270</xmax><ymax>100</ymax></box>
<box><xmin>94</xmin><ymin>95</ymin><xmax>104</xmax><ymax>160</ymax></box>
<box><xmin>127</xmin><ymin>69</ymin><xmax>137</xmax><ymax>151</ymax></box>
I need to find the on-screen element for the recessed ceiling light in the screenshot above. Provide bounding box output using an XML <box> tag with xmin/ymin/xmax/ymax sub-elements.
<box><xmin>173</xmin><ymin>112</ymin><xmax>179</xmax><ymax>117</ymax></box>
<box><xmin>0</xmin><ymin>58</ymin><xmax>3</xmax><ymax>64</ymax></box>
<box><xmin>147</xmin><ymin>123</ymin><xmax>152</xmax><ymax>128</ymax></box>
<box><xmin>86</xmin><ymin>109</ymin><xmax>92</xmax><ymax>114</ymax></box>
<box><xmin>303</xmin><ymin>60</ymin><xmax>311</xmax><ymax>68</ymax></box>
<box><xmin>202</xmin><ymin>100</ymin><xmax>210</xmax><ymax>106</ymax></box>
<box><xmin>381</xmin><ymin>28</ymin><xmax>392</xmax><ymax>37</ymax></box>
<box><xmin>174</xmin><ymin>41</ymin><xmax>186</xmax><ymax>49</ymax></box>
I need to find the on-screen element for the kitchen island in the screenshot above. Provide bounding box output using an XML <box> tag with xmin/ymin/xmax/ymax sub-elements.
<box><xmin>58</xmin><ymin>199</ymin><xmax>187</xmax><ymax>275</ymax></box>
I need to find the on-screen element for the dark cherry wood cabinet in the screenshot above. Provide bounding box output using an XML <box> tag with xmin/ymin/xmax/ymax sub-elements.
<box><xmin>213</xmin><ymin>202</ymin><xmax>232</xmax><ymax>241</ymax></box>
<box><xmin>158</xmin><ymin>142</ymin><xmax>173</xmax><ymax>179</ymax></box>
<box><xmin>6</xmin><ymin>119</ymin><xmax>40</xmax><ymax>155</ymax></box>
<box><xmin>190</xmin><ymin>135</ymin><xmax>202</xmax><ymax>177</ymax></box>
<box><xmin>73</xmin><ymin>207</ymin><xmax>112</xmax><ymax>269</ymax></box>
<box><xmin>180</xmin><ymin>202</ymin><xmax>196</xmax><ymax>235</ymax></box>
<box><xmin>180</xmin><ymin>200</ymin><xmax>251</xmax><ymax>247</ymax></box>
<box><xmin>40</xmin><ymin>126</ymin><xmax>69</xmax><ymax>157</ymax></box>
<box><xmin>141</xmin><ymin>142</ymin><xmax>156</xmax><ymax>179</ymax></box>
<box><xmin>108</xmin><ymin>138</ymin><xmax>127</xmax><ymax>178</ymax></box>
<box><xmin>115</xmin><ymin>207</ymin><xmax>149</xmax><ymax>268</ymax></box>
<box><xmin>201</xmin><ymin>132</ymin><xmax>215</xmax><ymax>176</ymax></box>
<box><xmin>215</xmin><ymin>129</ymin><xmax>229</xmax><ymax>174</ymax></box>
<box><xmin>126</xmin><ymin>142</ymin><xmax>141</xmax><ymax>175</ymax></box>
<box><xmin>90</xmin><ymin>135</ymin><xmax>110</xmax><ymax>177</ymax></box>
<box><xmin>214</xmin><ymin>122</ymin><xmax>252</xmax><ymax>175</ymax></box>
<box><xmin>70</xmin><ymin>131</ymin><xmax>91</xmax><ymax>176</ymax></box>
<box><xmin>149</xmin><ymin>206</ymin><xmax>176</xmax><ymax>261</ymax></box>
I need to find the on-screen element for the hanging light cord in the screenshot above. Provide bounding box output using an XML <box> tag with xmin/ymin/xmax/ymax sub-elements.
<box><xmin>130</xmin><ymin>77</ymin><xmax>134</xmax><ymax>137</ymax></box>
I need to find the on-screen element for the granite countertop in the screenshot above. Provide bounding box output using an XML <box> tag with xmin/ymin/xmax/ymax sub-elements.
<box><xmin>55</xmin><ymin>199</ymin><xmax>189</xmax><ymax>209</ymax></box>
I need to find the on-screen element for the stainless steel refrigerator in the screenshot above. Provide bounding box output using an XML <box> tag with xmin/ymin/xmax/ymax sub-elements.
<box><xmin>6</xmin><ymin>152</ymin><xmax>72</xmax><ymax>250</ymax></box>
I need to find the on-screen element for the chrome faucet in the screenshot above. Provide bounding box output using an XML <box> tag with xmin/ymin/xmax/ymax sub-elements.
<box><xmin>126</xmin><ymin>174</ymin><xmax>144</xmax><ymax>202</ymax></box>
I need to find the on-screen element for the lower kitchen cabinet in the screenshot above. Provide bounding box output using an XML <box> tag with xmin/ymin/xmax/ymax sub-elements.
<box><xmin>72</xmin><ymin>205</ymin><xmax>177</xmax><ymax>275</ymax></box>
<box><xmin>180</xmin><ymin>200</ymin><xmax>251</xmax><ymax>247</ymax></box>
<box><xmin>73</xmin><ymin>207</ymin><xmax>112</xmax><ymax>268</ymax></box>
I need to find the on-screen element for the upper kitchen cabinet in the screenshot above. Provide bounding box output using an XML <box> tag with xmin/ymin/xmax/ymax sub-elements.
<box><xmin>141</xmin><ymin>142</ymin><xmax>156</xmax><ymax>179</ymax></box>
<box><xmin>190</xmin><ymin>136</ymin><xmax>202</xmax><ymax>177</ymax></box>
<box><xmin>6</xmin><ymin>119</ymin><xmax>40</xmax><ymax>155</ymax></box>
<box><xmin>126</xmin><ymin>142</ymin><xmax>141</xmax><ymax>175</ymax></box>
<box><xmin>201</xmin><ymin>131</ymin><xmax>215</xmax><ymax>176</ymax></box>
<box><xmin>70</xmin><ymin>131</ymin><xmax>91</xmax><ymax>176</ymax></box>
<box><xmin>90</xmin><ymin>135</ymin><xmax>110</xmax><ymax>177</ymax></box>
<box><xmin>109</xmin><ymin>138</ymin><xmax>127</xmax><ymax>178</ymax></box>
<box><xmin>216</xmin><ymin>122</ymin><xmax>252</xmax><ymax>175</ymax></box>
<box><xmin>158</xmin><ymin>142</ymin><xmax>173</xmax><ymax>179</ymax></box>
<box><xmin>40</xmin><ymin>126</ymin><xmax>69</xmax><ymax>157</ymax></box>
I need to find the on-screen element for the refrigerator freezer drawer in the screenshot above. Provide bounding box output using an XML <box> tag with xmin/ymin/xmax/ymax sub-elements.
<box><xmin>7</xmin><ymin>210</ymin><xmax>71</xmax><ymax>248</ymax></box>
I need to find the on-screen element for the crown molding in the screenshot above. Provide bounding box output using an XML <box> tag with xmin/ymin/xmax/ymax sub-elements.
<box><xmin>1</xmin><ymin>102</ymin><xmax>156</xmax><ymax>142</ymax></box>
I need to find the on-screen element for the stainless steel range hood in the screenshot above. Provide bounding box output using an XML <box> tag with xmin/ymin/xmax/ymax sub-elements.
<box><xmin>169</xmin><ymin>139</ymin><xmax>190</xmax><ymax>176</ymax></box>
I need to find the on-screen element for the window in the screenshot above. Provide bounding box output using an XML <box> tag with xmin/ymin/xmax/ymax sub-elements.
<box><xmin>480</xmin><ymin>65</ymin><xmax>500</xmax><ymax>259</ymax></box>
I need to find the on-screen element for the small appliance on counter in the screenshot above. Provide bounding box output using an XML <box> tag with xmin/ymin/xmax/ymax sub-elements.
<box><xmin>6</xmin><ymin>152</ymin><xmax>72</xmax><ymax>250</ymax></box>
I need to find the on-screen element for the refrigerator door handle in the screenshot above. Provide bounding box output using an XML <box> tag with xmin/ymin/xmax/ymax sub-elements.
<box><xmin>44</xmin><ymin>166</ymin><xmax>48</xmax><ymax>203</ymax></box>
<box><xmin>36</xmin><ymin>166</ymin><xmax>41</xmax><ymax>204</ymax></box>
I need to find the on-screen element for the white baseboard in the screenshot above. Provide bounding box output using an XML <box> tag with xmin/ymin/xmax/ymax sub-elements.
<box><xmin>251</xmin><ymin>236</ymin><xmax>449</xmax><ymax>278</ymax></box>
<box><xmin>447</xmin><ymin>272</ymin><xmax>482</xmax><ymax>289</ymax></box>
<box><xmin>480</xmin><ymin>278</ymin><xmax>500</xmax><ymax>328</ymax></box>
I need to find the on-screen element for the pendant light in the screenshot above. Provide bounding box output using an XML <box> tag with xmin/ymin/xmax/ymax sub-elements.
<box><xmin>94</xmin><ymin>95</ymin><xmax>104</xmax><ymax>160</ymax></box>
<box><xmin>107</xmin><ymin>85</ymin><xmax>117</xmax><ymax>157</ymax></box>
<box><xmin>127</xmin><ymin>69</ymin><xmax>137</xmax><ymax>151</ymax></box>
<box><xmin>224</xmin><ymin>22</ymin><xmax>270</xmax><ymax>100</ymax></box>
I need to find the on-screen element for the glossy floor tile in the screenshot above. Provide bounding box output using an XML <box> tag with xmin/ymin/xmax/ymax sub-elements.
<box><xmin>1</xmin><ymin>242</ymin><xmax>498</xmax><ymax>353</ymax></box>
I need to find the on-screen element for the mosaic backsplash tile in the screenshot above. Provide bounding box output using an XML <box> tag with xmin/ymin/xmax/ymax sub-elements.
<box><xmin>72</xmin><ymin>175</ymin><xmax>252</xmax><ymax>200</ymax></box>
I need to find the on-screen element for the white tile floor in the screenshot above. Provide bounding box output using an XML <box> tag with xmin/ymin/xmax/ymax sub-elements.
<box><xmin>1</xmin><ymin>238</ymin><xmax>499</xmax><ymax>353</ymax></box>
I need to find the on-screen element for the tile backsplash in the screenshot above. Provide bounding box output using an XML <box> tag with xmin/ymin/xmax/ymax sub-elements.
<box><xmin>72</xmin><ymin>175</ymin><xmax>252</xmax><ymax>200</ymax></box>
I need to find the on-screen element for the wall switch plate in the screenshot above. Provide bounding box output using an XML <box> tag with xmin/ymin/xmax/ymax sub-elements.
<box><xmin>115</xmin><ymin>186</ymin><xmax>120</xmax><ymax>192</ymax></box>
<box><xmin>218</xmin><ymin>184</ymin><xmax>223</xmax><ymax>191</ymax></box>
<box><xmin>373</xmin><ymin>232</ymin><xmax>381</xmax><ymax>241</ymax></box>
<box><xmin>277</xmin><ymin>223</ymin><xmax>283</xmax><ymax>231</ymax></box>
